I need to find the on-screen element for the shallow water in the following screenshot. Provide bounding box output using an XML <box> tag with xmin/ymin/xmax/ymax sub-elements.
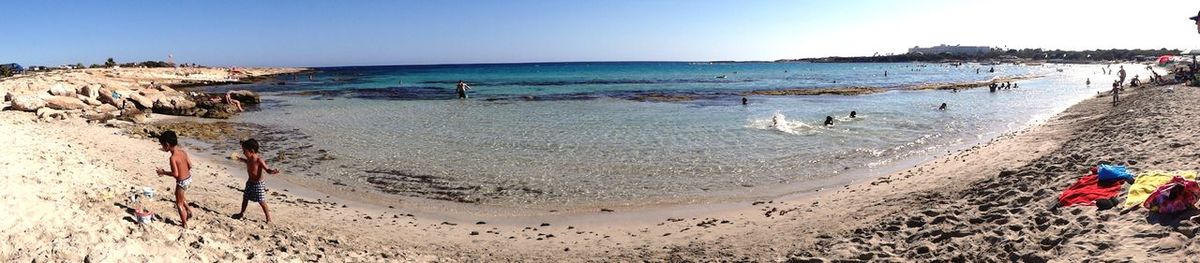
<box><xmin>222</xmin><ymin>62</ymin><xmax>1145</xmax><ymax>207</ymax></box>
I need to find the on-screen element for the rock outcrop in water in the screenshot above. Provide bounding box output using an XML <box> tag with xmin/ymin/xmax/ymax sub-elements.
<box><xmin>907</xmin><ymin>75</ymin><xmax>1042</xmax><ymax>91</ymax></box>
<box><xmin>747</xmin><ymin>87</ymin><xmax>886</xmax><ymax>96</ymax></box>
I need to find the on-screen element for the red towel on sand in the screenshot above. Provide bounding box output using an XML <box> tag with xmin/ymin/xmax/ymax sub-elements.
<box><xmin>1058</xmin><ymin>173</ymin><xmax>1124</xmax><ymax>207</ymax></box>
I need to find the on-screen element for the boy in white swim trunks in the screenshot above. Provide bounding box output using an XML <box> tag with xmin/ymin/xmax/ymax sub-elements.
<box><xmin>154</xmin><ymin>130</ymin><xmax>194</xmax><ymax>228</ymax></box>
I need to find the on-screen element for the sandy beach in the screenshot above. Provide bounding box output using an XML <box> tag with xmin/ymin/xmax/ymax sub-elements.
<box><xmin>2</xmin><ymin>67</ymin><xmax>1197</xmax><ymax>262</ymax></box>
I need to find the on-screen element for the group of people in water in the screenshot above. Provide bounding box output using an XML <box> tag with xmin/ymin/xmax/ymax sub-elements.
<box><xmin>988</xmin><ymin>81</ymin><xmax>1018</xmax><ymax>92</ymax></box>
<box><xmin>768</xmin><ymin>111</ymin><xmax>860</xmax><ymax>128</ymax></box>
<box><xmin>764</xmin><ymin>103</ymin><xmax>948</xmax><ymax>130</ymax></box>
<box><xmin>1104</xmin><ymin>64</ymin><xmax>1173</xmax><ymax>105</ymax></box>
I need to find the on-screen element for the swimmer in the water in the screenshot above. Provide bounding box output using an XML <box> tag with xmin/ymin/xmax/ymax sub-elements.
<box><xmin>455</xmin><ymin>80</ymin><xmax>471</xmax><ymax>99</ymax></box>
<box><xmin>824</xmin><ymin>116</ymin><xmax>834</xmax><ymax>126</ymax></box>
<box><xmin>849</xmin><ymin>111</ymin><xmax>857</xmax><ymax>118</ymax></box>
<box><xmin>938</xmin><ymin>103</ymin><xmax>947</xmax><ymax>111</ymax></box>
<box><xmin>741</xmin><ymin>97</ymin><xmax>748</xmax><ymax>105</ymax></box>
<box><xmin>771</xmin><ymin>115</ymin><xmax>779</xmax><ymax>127</ymax></box>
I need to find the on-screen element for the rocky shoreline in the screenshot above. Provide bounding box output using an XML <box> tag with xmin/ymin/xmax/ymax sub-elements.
<box><xmin>0</xmin><ymin>67</ymin><xmax>306</xmax><ymax>123</ymax></box>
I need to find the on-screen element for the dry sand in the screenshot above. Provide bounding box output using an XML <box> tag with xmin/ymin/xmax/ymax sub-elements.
<box><xmin>1</xmin><ymin>68</ymin><xmax>1196</xmax><ymax>262</ymax></box>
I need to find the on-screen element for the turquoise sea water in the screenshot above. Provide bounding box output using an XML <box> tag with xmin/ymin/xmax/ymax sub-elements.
<box><xmin>212</xmin><ymin>62</ymin><xmax>1140</xmax><ymax>208</ymax></box>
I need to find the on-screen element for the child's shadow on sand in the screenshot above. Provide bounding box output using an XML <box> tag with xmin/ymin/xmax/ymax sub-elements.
<box><xmin>113</xmin><ymin>202</ymin><xmax>181</xmax><ymax>226</ymax></box>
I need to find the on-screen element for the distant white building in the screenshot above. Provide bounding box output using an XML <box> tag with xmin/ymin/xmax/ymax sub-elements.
<box><xmin>908</xmin><ymin>45</ymin><xmax>991</xmax><ymax>55</ymax></box>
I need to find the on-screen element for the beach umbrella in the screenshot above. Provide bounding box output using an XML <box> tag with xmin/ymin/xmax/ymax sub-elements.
<box><xmin>1158</xmin><ymin>55</ymin><xmax>1172</xmax><ymax>65</ymax></box>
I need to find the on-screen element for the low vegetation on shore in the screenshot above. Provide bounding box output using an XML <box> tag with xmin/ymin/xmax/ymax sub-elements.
<box><xmin>782</xmin><ymin>48</ymin><xmax>1180</xmax><ymax>64</ymax></box>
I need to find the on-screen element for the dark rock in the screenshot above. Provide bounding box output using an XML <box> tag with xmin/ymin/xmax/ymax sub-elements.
<box><xmin>151</xmin><ymin>95</ymin><xmax>198</xmax><ymax>116</ymax></box>
<box><xmin>998</xmin><ymin>169</ymin><xmax>1017</xmax><ymax>177</ymax></box>
<box><xmin>227</xmin><ymin>90</ymin><xmax>261</xmax><ymax>105</ymax></box>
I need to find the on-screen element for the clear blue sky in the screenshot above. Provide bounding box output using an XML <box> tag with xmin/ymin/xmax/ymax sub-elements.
<box><xmin>2</xmin><ymin>0</ymin><xmax>1196</xmax><ymax>67</ymax></box>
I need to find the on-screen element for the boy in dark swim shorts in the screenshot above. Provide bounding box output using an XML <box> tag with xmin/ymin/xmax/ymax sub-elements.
<box><xmin>232</xmin><ymin>139</ymin><xmax>280</xmax><ymax>223</ymax></box>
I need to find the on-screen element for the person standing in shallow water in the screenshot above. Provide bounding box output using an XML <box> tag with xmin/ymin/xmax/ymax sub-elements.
<box><xmin>455</xmin><ymin>80</ymin><xmax>471</xmax><ymax>99</ymax></box>
<box><xmin>1117</xmin><ymin>66</ymin><xmax>1127</xmax><ymax>86</ymax></box>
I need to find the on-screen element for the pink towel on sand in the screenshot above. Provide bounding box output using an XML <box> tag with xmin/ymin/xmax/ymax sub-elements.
<box><xmin>1142</xmin><ymin>176</ymin><xmax>1200</xmax><ymax>214</ymax></box>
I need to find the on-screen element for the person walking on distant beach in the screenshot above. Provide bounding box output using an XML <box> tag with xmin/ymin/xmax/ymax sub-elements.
<box><xmin>1111</xmin><ymin>81</ymin><xmax>1121</xmax><ymax>105</ymax></box>
<box><xmin>455</xmin><ymin>80</ymin><xmax>471</xmax><ymax>99</ymax></box>
<box><xmin>1086</xmin><ymin>78</ymin><xmax>1091</xmax><ymax>86</ymax></box>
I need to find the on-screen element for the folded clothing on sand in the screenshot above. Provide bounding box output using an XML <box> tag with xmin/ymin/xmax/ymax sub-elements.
<box><xmin>1058</xmin><ymin>168</ymin><xmax>1125</xmax><ymax>207</ymax></box>
<box><xmin>1123</xmin><ymin>170</ymin><xmax>1199</xmax><ymax>208</ymax></box>
<box><xmin>1142</xmin><ymin>175</ymin><xmax>1200</xmax><ymax>214</ymax></box>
